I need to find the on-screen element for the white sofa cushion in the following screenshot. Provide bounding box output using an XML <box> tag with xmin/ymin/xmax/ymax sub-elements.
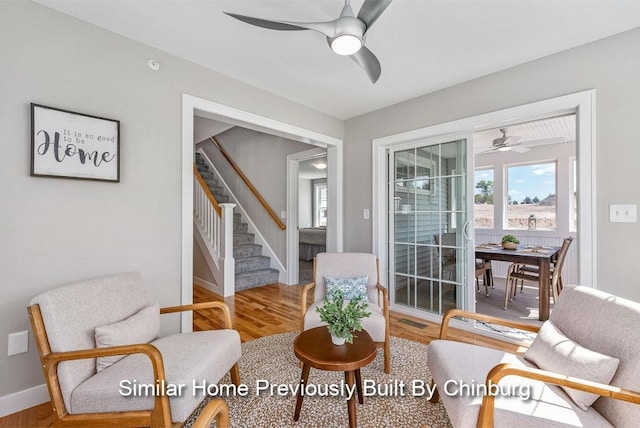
<box><xmin>428</xmin><ymin>340</ymin><xmax>613</xmax><ymax>428</ymax></box>
<box><xmin>304</xmin><ymin>301</ymin><xmax>385</xmax><ymax>342</ymax></box>
<box><xmin>95</xmin><ymin>303</ymin><xmax>160</xmax><ymax>372</ymax></box>
<box><xmin>71</xmin><ymin>329</ymin><xmax>241</xmax><ymax>423</ymax></box>
<box><xmin>524</xmin><ymin>321</ymin><xmax>620</xmax><ymax>411</ymax></box>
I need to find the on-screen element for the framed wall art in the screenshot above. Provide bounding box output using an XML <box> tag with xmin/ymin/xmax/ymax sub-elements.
<box><xmin>31</xmin><ymin>103</ymin><xmax>120</xmax><ymax>182</ymax></box>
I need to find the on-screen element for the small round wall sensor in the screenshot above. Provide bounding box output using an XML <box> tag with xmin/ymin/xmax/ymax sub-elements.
<box><xmin>148</xmin><ymin>59</ymin><xmax>160</xmax><ymax>71</ymax></box>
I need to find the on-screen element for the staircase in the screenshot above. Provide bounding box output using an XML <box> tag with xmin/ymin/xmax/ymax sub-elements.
<box><xmin>195</xmin><ymin>153</ymin><xmax>280</xmax><ymax>290</ymax></box>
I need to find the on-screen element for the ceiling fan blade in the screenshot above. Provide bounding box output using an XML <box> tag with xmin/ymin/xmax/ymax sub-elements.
<box><xmin>357</xmin><ymin>0</ymin><xmax>393</xmax><ymax>31</ymax></box>
<box><xmin>224</xmin><ymin>12</ymin><xmax>336</xmax><ymax>37</ymax></box>
<box><xmin>349</xmin><ymin>46</ymin><xmax>382</xmax><ymax>83</ymax></box>
<box><xmin>511</xmin><ymin>145</ymin><xmax>530</xmax><ymax>153</ymax></box>
<box><xmin>476</xmin><ymin>147</ymin><xmax>497</xmax><ymax>155</ymax></box>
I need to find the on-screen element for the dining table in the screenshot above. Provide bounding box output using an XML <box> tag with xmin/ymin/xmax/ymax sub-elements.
<box><xmin>475</xmin><ymin>243</ymin><xmax>562</xmax><ymax>321</ymax></box>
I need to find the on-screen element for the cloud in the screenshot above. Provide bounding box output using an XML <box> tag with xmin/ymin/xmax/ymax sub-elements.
<box><xmin>509</xmin><ymin>190</ymin><xmax>522</xmax><ymax>197</ymax></box>
<box><xmin>514</xmin><ymin>179</ymin><xmax>525</xmax><ymax>183</ymax></box>
<box><xmin>532</xmin><ymin>164</ymin><xmax>556</xmax><ymax>176</ymax></box>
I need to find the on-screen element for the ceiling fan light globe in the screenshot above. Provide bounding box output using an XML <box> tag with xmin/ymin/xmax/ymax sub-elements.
<box><xmin>312</xmin><ymin>160</ymin><xmax>328</xmax><ymax>169</ymax></box>
<box><xmin>497</xmin><ymin>146</ymin><xmax>511</xmax><ymax>152</ymax></box>
<box><xmin>331</xmin><ymin>34</ymin><xmax>362</xmax><ymax>55</ymax></box>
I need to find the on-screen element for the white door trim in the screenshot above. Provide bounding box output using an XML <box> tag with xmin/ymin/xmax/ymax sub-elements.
<box><xmin>182</xmin><ymin>94</ymin><xmax>344</xmax><ymax>330</ymax></box>
<box><xmin>372</xmin><ymin>90</ymin><xmax>596</xmax><ymax>312</ymax></box>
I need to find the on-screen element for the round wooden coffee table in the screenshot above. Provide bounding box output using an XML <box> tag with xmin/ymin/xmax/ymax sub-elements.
<box><xmin>293</xmin><ymin>326</ymin><xmax>377</xmax><ymax>428</ymax></box>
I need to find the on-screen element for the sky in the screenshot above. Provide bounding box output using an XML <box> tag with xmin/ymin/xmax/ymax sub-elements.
<box><xmin>475</xmin><ymin>163</ymin><xmax>556</xmax><ymax>203</ymax></box>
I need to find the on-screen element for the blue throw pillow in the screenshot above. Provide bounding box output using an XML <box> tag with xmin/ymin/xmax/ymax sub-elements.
<box><xmin>325</xmin><ymin>275</ymin><xmax>368</xmax><ymax>302</ymax></box>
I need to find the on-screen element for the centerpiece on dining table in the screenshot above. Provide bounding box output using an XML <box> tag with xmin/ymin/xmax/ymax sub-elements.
<box><xmin>501</xmin><ymin>234</ymin><xmax>520</xmax><ymax>250</ymax></box>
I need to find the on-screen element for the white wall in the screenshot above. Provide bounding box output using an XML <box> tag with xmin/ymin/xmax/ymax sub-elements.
<box><xmin>344</xmin><ymin>26</ymin><xmax>640</xmax><ymax>302</ymax></box>
<box><xmin>299</xmin><ymin>178</ymin><xmax>313</xmax><ymax>228</ymax></box>
<box><xmin>0</xmin><ymin>1</ymin><xmax>342</xmax><ymax>404</ymax></box>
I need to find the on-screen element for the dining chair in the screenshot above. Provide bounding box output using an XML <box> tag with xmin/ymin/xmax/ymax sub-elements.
<box><xmin>503</xmin><ymin>237</ymin><xmax>574</xmax><ymax>310</ymax></box>
<box><xmin>437</xmin><ymin>233</ymin><xmax>493</xmax><ymax>296</ymax></box>
<box><xmin>475</xmin><ymin>260</ymin><xmax>493</xmax><ymax>296</ymax></box>
<box><xmin>434</xmin><ymin>233</ymin><xmax>457</xmax><ymax>281</ymax></box>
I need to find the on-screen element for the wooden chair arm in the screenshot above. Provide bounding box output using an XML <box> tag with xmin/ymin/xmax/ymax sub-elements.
<box><xmin>42</xmin><ymin>342</ymin><xmax>170</xmax><ymax>422</ymax></box>
<box><xmin>192</xmin><ymin>399</ymin><xmax>230</xmax><ymax>428</ymax></box>
<box><xmin>161</xmin><ymin>301</ymin><xmax>233</xmax><ymax>330</ymax></box>
<box><xmin>376</xmin><ymin>283</ymin><xmax>388</xmax><ymax>308</ymax></box>
<box><xmin>44</xmin><ymin>342</ymin><xmax>163</xmax><ymax>365</ymax></box>
<box><xmin>477</xmin><ymin>363</ymin><xmax>640</xmax><ymax>427</ymax></box>
<box><xmin>439</xmin><ymin>309</ymin><xmax>540</xmax><ymax>340</ymax></box>
<box><xmin>300</xmin><ymin>282</ymin><xmax>316</xmax><ymax>332</ymax></box>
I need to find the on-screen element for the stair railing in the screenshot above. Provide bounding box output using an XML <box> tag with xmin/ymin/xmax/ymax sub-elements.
<box><xmin>193</xmin><ymin>165</ymin><xmax>235</xmax><ymax>296</ymax></box>
<box><xmin>210</xmin><ymin>136</ymin><xmax>286</xmax><ymax>230</ymax></box>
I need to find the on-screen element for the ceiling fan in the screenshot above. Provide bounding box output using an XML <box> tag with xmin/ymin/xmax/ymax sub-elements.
<box><xmin>478</xmin><ymin>128</ymin><xmax>529</xmax><ymax>155</ymax></box>
<box><xmin>223</xmin><ymin>0</ymin><xmax>392</xmax><ymax>83</ymax></box>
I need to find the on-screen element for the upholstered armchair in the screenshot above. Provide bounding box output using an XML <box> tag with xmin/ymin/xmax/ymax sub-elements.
<box><xmin>28</xmin><ymin>272</ymin><xmax>241</xmax><ymax>427</ymax></box>
<box><xmin>300</xmin><ymin>252</ymin><xmax>390</xmax><ymax>374</ymax></box>
<box><xmin>428</xmin><ymin>286</ymin><xmax>640</xmax><ymax>427</ymax></box>
<box><xmin>192</xmin><ymin>399</ymin><xmax>230</xmax><ymax>428</ymax></box>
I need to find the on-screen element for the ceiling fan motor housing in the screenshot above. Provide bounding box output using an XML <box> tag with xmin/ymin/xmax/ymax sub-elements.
<box><xmin>330</xmin><ymin>9</ymin><xmax>367</xmax><ymax>55</ymax></box>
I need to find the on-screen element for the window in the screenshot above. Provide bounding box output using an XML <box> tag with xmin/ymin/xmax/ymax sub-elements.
<box><xmin>506</xmin><ymin>162</ymin><xmax>556</xmax><ymax>230</ymax></box>
<box><xmin>474</xmin><ymin>168</ymin><xmax>494</xmax><ymax>229</ymax></box>
<box><xmin>313</xmin><ymin>182</ymin><xmax>327</xmax><ymax>227</ymax></box>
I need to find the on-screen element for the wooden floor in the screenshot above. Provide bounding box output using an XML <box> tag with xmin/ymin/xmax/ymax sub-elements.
<box><xmin>1</xmin><ymin>283</ymin><xmax>520</xmax><ymax>428</ymax></box>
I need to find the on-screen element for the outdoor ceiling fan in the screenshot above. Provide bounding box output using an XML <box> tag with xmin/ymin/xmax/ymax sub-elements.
<box><xmin>478</xmin><ymin>128</ymin><xmax>529</xmax><ymax>155</ymax></box>
<box><xmin>224</xmin><ymin>0</ymin><xmax>392</xmax><ymax>83</ymax></box>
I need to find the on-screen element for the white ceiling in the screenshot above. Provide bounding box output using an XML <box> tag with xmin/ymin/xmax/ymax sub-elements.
<box><xmin>36</xmin><ymin>0</ymin><xmax>640</xmax><ymax>119</ymax></box>
<box><xmin>474</xmin><ymin>114</ymin><xmax>575</xmax><ymax>155</ymax></box>
<box><xmin>299</xmin><ymin>156</ymin><xmax>328</xmax><ymax>179</ymax></box>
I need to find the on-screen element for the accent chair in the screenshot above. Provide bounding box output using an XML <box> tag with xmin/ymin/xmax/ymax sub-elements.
<box><xmin>28</xmin><ymin>271</ymin><xmax>241</xmax><ymax>427</ymax></box>
<box><xmin>428</xmin><ymin>286</ymin><xmax>640</xmax><ymax>427</ymax></box>
<box><xmin>300</xmin><ymin>252</ymin><xmax>391</xmax><ymax>374</ymax></box>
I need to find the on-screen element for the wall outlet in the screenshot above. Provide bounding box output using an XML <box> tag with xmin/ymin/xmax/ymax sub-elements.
<box><xmin>8</xmin><ymin>331</ymin><xmax>28</xmax><ymax>356</ymax></box>
<box><xmin>280</xmin><ymin>210</ymin><xmax>287</xmax><ymax>219</ymax></box>
<box><xmin>363</xmin><ymin>209</ymin><xmax>370</xmax><ymax>220</ymax></box>
<box><xmin>609</xmin><ymin>204</ymin><xmax>637</xmax><ymax>223</ymax></box>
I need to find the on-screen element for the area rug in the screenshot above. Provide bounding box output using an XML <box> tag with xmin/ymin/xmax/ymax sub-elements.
<box><xmin>183</xmin><ymin>333</ymin><xmax>452</xmax><ymax>428</ymax></box>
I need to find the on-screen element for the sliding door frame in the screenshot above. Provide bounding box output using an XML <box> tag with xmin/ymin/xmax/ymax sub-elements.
<box><xmin>372</xmin><ymin>90</ymin><xmax>596</xmax><ymax>325</ymax></box>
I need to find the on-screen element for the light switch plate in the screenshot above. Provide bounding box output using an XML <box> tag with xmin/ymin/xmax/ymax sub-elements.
<box><xmin>609</xmin><ymin>204</ymin><xmax>637</xmax><ymax>223</ymax></box>
<box><xmin>363</xmin><ymin>209</ymin><xmax>370</xmax><ymax>220</ymax></box>
<box><xmin>8</xmin><ymin>331</ymin><xmax>28</xmax><ymax>356</ymax></box>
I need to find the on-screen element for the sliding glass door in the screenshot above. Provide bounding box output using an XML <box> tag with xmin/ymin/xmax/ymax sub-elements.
<box><xmin>388</xmin><ymin>136</ymin><xmax>474</xmax><ymax>316</ymax></box>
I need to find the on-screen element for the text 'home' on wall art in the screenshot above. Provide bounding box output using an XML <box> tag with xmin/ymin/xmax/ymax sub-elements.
<box><xmin>30</xmin><ymin>103</ymin><xmax>120</xmax><ymax>182</ymax></box>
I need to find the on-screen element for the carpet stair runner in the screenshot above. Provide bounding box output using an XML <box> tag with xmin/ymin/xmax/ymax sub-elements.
<box><xmin>195</xmin><ymin>153</ymin><xmax>280</xmax><ymax>290</ymax></box>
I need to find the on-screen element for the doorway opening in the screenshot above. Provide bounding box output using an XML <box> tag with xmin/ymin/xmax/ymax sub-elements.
<box><xmin>473</xmin><ymin>114</ymin><xmax>577</xmax><ymax>327</ymax></box>
<box><xmin>372</xmin><ymin>90</ymin><xmax>595</xmax><ymax>336</ymax></box>
<box><xmin>181</xmin><ymin>94</ymin><xmax>343</xmax><ymax>332</ymax></box>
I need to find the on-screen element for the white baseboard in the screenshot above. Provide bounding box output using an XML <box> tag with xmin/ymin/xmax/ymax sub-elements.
<box><xmin>193</xmin><ymin>276</ymin><xmax>220</xmax><ymax>294</ymax></box>
<box><xmin>0</xmin><ymin>384</ymin><xmax>49</xmax><ymax>418</ymax></box>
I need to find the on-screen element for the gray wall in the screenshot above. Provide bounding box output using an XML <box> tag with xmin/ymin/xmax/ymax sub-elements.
<box><xmin>200</xmin><ymin>127</ymin><xmax>314</xmax><ymax>263</ymax></box>
<box><xmin>299</xmin><ymin>178</ymin><xmax>313</xmax><ymax>228</ymax></box>
<box><xmin>0</xmin><ymin>2</ymin><xmax>342</xmax><ymax>400</ymax></box>
<box><xmin>343</xmin><ymin>26</ymin><xmax>640</xmax><ymax>302</ymax></box>
<box><xmin>193</xmin><ymin>242</ymin><xmax>216</xmax><ymax>285</ymax></box>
